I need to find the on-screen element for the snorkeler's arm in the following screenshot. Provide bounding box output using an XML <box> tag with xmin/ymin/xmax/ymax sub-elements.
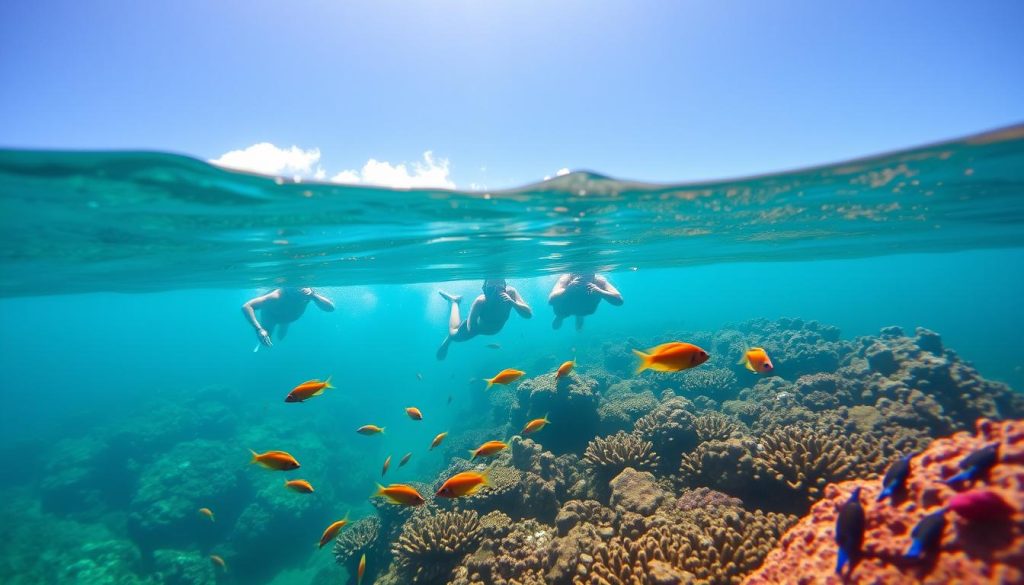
<box><xmin>548</xmin><ymin>275</ymin><xmax>571</xmax><ymax>303</ymax></box>
<box><xmin>309</xmin><ymin>290</ymin><xmax>335</xmax><ymax>312</ymax></box>
<box><xmin>507</xmin><ymin>287</ymin><xmax>532</xmax><ymax>318</ymax></box>
<box><xmin>242</xmin><ymin>291</ymin><xmax>279</xmax><ymax>331</ymax></box>
<box><xmin>593</xmin><ymin>276</ymin><xmax>624</xmax><ymax>305</ymax></box>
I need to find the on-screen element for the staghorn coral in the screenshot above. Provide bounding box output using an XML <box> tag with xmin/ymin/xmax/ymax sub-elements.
<box><xmin>633</xmin><ymin>396</ymin><xmax>699</xmax><ymax>474</ymax></box>
<box><xmin>391</xmin><ymin>510</ymin><xmax>483</xmax><ymax>583</ymax></box>
<box><xmin>583</xmin><ymin>432</ymin><xmax>659</xmax><ymax>482</ymax></box>
<box><xmin>745</xmin><ymin>418</ymin><xmax>1024</xmax><ymax>585</ymax></box>
<box><xmin>695</xmin><ymin>411</ymin><xmax>748</xmax><ymax>442</ymax></box>
<box><xmin>579</xmin><ymin>506</ymin><xmax>796</xmax><ymax>585</ymax></box>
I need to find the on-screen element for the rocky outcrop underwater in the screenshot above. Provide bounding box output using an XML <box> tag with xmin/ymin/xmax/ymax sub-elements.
<box><xmin>340</xmin><ymin>319</ymin><xmax>1023</xmax><ymax>585</ymax></box>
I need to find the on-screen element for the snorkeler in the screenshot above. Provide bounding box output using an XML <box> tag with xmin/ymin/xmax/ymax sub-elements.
<box><xmin>242</xmin><ymin>287</ymin><xmax>335</xmax><ymax>349</ymax></box>
<box><xmin>436</xmin><ymin>279</ymin><xmax>532</xmax><ymax>360</ymax></box>
<box><xmin>547</xmin><ymin>273</ymin><xmax>623</xmax><ymax>330</ymax></box>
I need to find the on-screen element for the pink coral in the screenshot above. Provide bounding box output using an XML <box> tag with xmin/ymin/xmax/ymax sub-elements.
<box><xmin>743</xmin><ymin>418</ymin><xmax>1024</xmax><ymax>585</ymax></box>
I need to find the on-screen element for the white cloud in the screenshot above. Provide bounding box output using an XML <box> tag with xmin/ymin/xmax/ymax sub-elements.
<box><xmin>543</xmin><ymin>167</ymin><xmax>572</xmax><ymax>181</ymax></box>
<box><xmin>331</xmin><ymin>151</ymin><xmax>455</xmax><ymax>189</ymax></box>
<box><xmin>209</xmin><ymin>143</ymin><xmax>323</xmax><ymax>179</ymax></box>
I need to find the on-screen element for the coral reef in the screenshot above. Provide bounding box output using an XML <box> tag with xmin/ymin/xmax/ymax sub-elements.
<box><xmin>695</xmin><ymin>411</ymin><xmax>748</xmax><ymax>442</ymax></box>
<box><xmin>597</xmin><ymin>380</ymin><xmax>660</xmax><ymax>434</ymax></box>
<box><xmin>391</xmin><ymin>510</ymin><xmax>484</xmax><ymax>583</ymax></box>
<box><xmin>583</xmin><ymin>431</ymin><xmax>659</xmax><ymax>484</ymax></box>
<box><xmin>608</xmin><ymin>468</ymin><xmax>667</xmax><ymax>516</ymax></box>
<box><xmin>744</xmin><ymin>418</ymin><xmax>1024</xmax><ymax>585</ymax></box>
<box><xmin>509</xmin><ymin>372</ymin><xmax>603</xmax><ymax>454</ymax></box>
<box><xmin>632</xmin><ymin>396</ymin><xmax>699</xmax><ymax>474</ymax></box>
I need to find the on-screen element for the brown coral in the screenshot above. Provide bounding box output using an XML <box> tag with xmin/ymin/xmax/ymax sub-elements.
<box><xmin>679</xmin><ymin>437</ymin><xmax>761</xmax><ymax>498</ymax></box>
<box><xmin>744</xmin><ymin>418</ymin><xmax>1024</xmax><ymax>585</ymax></box>
<box><xmin>695</xmin><ymin>411</ymin><xmax>748</xmax><ymax>442</ymax></box>
<box><xmin>633</xmin><ymin>396</ymin><xmax>699</xmax><ymax>473</ymax></box>
<box><xmin>392</xmin><ymin>509</ymin><xmax>483</xmax><ymax>583</ymax></box>
<box><xmin>752</xmin><ymin>425</ymin><xmax>867</xmax><ymax>509</ymax></box>
<box><xmin>332</xmin><ymin>516</ymin><xmax>380</xmax><ymax>565</ymax></box>
<box><xmin>583</xmin><ymin>432</ymin><xmax>659</xmax><ymax>480</ymax></box>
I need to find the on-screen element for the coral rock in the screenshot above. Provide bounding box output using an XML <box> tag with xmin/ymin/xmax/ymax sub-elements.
<box><xmin>609</xmin><ymin>468</ymin><xmax>667</xmax><ymax>516</ymax></box>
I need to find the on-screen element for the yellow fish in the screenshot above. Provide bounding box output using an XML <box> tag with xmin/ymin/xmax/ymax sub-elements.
<box><xmin>381</xmin><ymin>455</ymin><xmax>392</xmax><ymax>477</ymax></box>
<box><xmin>285</xmin><ymin>377</ymin><xmax>333</xmax><ymax>403</ymax></box>
<box><xmin>485</xmin><ymin>368</ymin><xmax>525</xmax><ymax>389</ymax></box>
<box><xmin>470</xmin><ymin>440</ymin><xmax>508</xmax><ymax>460</ymax></box>
<box><xmin>357</xmin><ymin>553</ymin><xmax>366</xmax><ymax>584</ymax></box>
<box><xmin>210</xmin><ymin>555</ymin><xmax>227</xmax><ymax>571</ymax></box>
<box><xmin>405</xmin><ymin>407</ymin><xmax>423</xmax><ymax>420</ymax></box>
<box><xmin>198</xmin><ymin>507</ymin><xmax>214</xmax><ymax>522</ymax></box>
<box><xmin>249</xmin><ymin>449</ymin><xmax>300</xmax><ymax>471</ymax></box>
<box><xmin>436</xmin><ymin>470</ymin><xmax>490</xmax><ymax>498</ymax></box>
<box><xmin>318</xmin><ymin>514</ymin><xmax>349</xmax><ymax>549</ymax></box>
<box><xmin>374</xmin><ymin>483</ymin><xmax>426</xmax><ymax>506</ymax></box>
<box><xmin>633</xmin><ymin>342</ymin><xmax>709</xmax><ymax>373</ymax></box>
<box><xmin>356</xmin><ymin>425</ymin><xmax>385</xmax><ymax>435</ymax></box>
<box><xmin>522</xmin><ymin>414</ymin><xmax>550</xmax><ymax>435</ymax></box>
<box><xmin>739</xmin><ymin>347</ymin><xmax>774</xmax><ymax>374</ymax></box>
<box><xmin>555</xmin><ymin>360</ymin><xmax>575</xmax><ymax>379</ymax></box>
<box><xmin>284</xmin><ymin>479</ymin><xmax>314</xmax><ymax>494</ymax></box>
<box><xmin>430</xmin><ymin>432</ymin><xmax>448</xmax><ymax>450</ymax></box>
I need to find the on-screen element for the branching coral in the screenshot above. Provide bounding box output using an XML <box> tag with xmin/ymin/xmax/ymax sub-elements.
<box><xmin>751</xmin><ymin>425</ymin><xmax>863</xmax><ymax>510</ymax></box>
<box><xmin>392</xmin><ymin>510</ymin><xmax>483</xmax><ymax>583</ymax></box>
<box><xmin>332</xmin><ymin>517</ymin><xmax>380</xmax><ymax>565</ymax></box>
<box><xmin>583</xmin><ymin>432</ymin><xmax>659</xmax><ymax>481</ymax></box>
<box><xmin>679</xmin><ymin>437</ymin><xmax>760</xmax><ymax>498</ymax></box>
<box><xmin>694</xmin><ymin>412</ymin><xmax>748</xmax><ymax>443</ymax></box>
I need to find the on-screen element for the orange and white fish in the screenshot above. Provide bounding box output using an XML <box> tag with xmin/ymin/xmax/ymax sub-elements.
<box><xmin>285</xmin><ymin>377</ymin><xmax>334</xmax><ymax>403</ymax></box>
<box><xmin>633</xmin><ymin>342</ymin><xmax>709</xmax><ymax>373</ymax></box>
<box><xmin>250</xmin><ymin>449</ymin><xmax>300</xmax><ymax>471</ymax></box>
<box><xmin>399</xmin><ymin>452</ymin><xmax>412</xmax><ymax>467</ymax></box>
<box><xmin>555</xmin><ymin>360</ymin><xmax>575</xmax><ymax>379</ymax></box>
<box><xmin>739</xmin><ymin>347</ymin><xmax>774</xmax><ymax>374</ymax></box>
<box><xmin>357</xmin><ymin>425</ymin><xmax>385</xmax><ymax>435</ymax></box>
<box><xmin>470</xmin><ymin>440</ymin><xmax>508</xmax><ymax>460</ymax></box>
<box><xmin>430</xmin><ymin>432</ymin><xmax>448</xmax><ymax>450</ymax></box>
<box><xmin>357</xmin><ymin>553</ymin><xmax>366</xmax><ymax>584</ymax></box>
<box><xmin>436</xmin><ymin>470</ymin><xmax>490</xmax><ymax>498</ymax></box>
<box><xmin>381</xmin><ymin>455</ymin><xmax>392</xmax><ymax>477</ymax></box>
<box><xmin>210</xmin><ymin>554</ymin><xmax>227</xmax><ymax>571</ymax></box>
<box><xmin>284</xmin><ymin>479</ymin><xmax>315</xmax><ymax>493</ymax></box>
<box><xmin>522</xmin><ymin>414</ymin><xmax>550</xmax><ymax>435</ymax></box>
<box><xmin>405</xmin><ymin>407</ymin><xmax>423</xmax><ymax>420</ymax></box>
<box><xmin>485</xmin><ymin>368</ymin><xmax>525</xmax><ymax>389</ymax></box>
<box><xmin>374</xmin><ymin>483</ymin><xmax>426</xmax><ymax>506</ymax></box>
<box><xmin>318</xmin><ymin>514</ymin><xmax>349</xmax><ymax>549</ymax></box>
<box><xmin>198</xmin><ymin>507</ymin><xmax>215</xmax><ymax>522</ymax></box>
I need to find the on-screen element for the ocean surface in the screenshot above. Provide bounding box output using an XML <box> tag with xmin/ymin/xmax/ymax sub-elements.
<box><xmin>0</xmin><ymin>126</ymin><xmax>1022</xmax><ymax>584</ymax></box>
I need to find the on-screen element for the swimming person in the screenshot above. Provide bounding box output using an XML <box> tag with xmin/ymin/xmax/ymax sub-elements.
<box><xmin>548</xmin><ymin>273</ymin><xmax>623</xmax><ymax>330</ymax></box>
<box><xmin>436</xmin><ymin>279</ymin><xmax>532</xmax><ymax>360</ymax></box>
<box><xmin>242</xmin><ymin>287</ymin><xmax>335</xmax><ymax>348</ymax></box>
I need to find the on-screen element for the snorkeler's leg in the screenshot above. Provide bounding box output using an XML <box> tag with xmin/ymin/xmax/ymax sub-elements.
<box><xmin>436</xmin><ymin>336</ymin><xmax>451</xmax><ymax>360</ymax></box>
<box><xmin>575</xmin><ymin>315</ymin><xmax>585</xmax><ymax>331</ymax></box>
<box><xmin>442</xmin><ymin>292</ymin><xmax>463</xmax><ymax>336</ymax></box>
<box><xmin>552</xmin><ymin>316</ymin><xmax>564</xmax><ymax>330</ymax></box>
<box><xmin>277</xmin><ymin>322</ymin><xmax>290</xmax><ymax>341</ymax></box>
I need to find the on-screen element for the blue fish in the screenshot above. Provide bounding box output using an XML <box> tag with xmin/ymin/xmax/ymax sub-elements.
<box><xmin>944</xmin><ymin>444</ymin><xmax>998</xmax><ymax>486</ymax></box>
<box><xmin>905</xmin><ymin>509</ymin><xmax>946</xmax><ymax>559</ymax></box>
<box><xmin>877</xmin><ymin>453</ymin><xmax>913</xmax><ymax>503</ymax></box>
<box><xmin>835</xmin><ymin>487</ymin><xmax>865</xmax><ymax>575</ymax></box>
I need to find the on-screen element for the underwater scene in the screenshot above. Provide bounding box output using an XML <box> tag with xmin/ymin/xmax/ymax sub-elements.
<box><xmin>1</xmin><ymin>126</ymin><xmax>1024</xmax><ymax>585</ymax></box>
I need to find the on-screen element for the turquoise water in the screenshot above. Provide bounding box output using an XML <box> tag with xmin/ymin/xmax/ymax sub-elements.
<box><xmin>0</xmin><ymin>126</ymin><xmax>1022</xmax><ymax>584</ymax></box>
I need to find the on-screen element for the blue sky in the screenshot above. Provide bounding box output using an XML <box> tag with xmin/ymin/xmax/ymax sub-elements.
<box><xmin>1</xmin><ymin>0</ymin><xmax>1022</xmax><ymax>189</ymax></box>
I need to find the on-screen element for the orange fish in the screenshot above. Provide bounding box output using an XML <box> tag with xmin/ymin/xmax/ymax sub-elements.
<box><xmin>285</xmin><ymin>377</ymin><xmax>334</xmax><ymax>403</ymax></box>
<box><xmin>374</xmin><ymin>483</ymin><xmax>426</xmax><ymax>506</ymax></box>
<box><xmin>198</xmin><ymin>507</ymin><xmax>215</xmax><ymax>522</ymax></box>
<box><xmin>399</xmin><ymin>452</ymin><xmax>412</xmax><ymax>467</ymax></box>
<box><xmin>357</xmin><ymin>553</ymin><xmax>366</xmax><ymax>585</ymax></box>
<box><xmin>555</xmin><ymin>360</ymin><xmax>575</xmax><ymax>379</ymax></box>
<box><xmin>470</xmin><ymin>440</ymin><xmax>508</xmax><ymax>460</ymax></box>
<box><xmin>739</xmin><ymin>347</ymin><xmax>774</xmax><ymax>374</ymax></box>
<box><xmin>381</xmin><ymin>455</ymin><xmax>392</xmax><ymax>477</ymax></box>
<box><xmin>250</xmin><ymin>449</ymin><xmax>300</xmax><ymax>471</ymax></box>
<box><xmin>210</xmin><ymin>554</ymin><xmax>227</xmax><ymax>571</ymax></box>
<box><xmin>633</xmin><ymin>342</ymin><xmax>709</xmax><ymax>373</ymax></box>
<box><xmin>357</xmin><ymin>425</ymin><xmax>385</xmax><ymax>435</ymax></box>
<box><xmin>485</xmin><ymin>368</ymin><xmax>525</xmax><ymax>389</ymax></box>
<box><xmin>436</xmin><ymin>470</ymin><xmax>490</xmax><ymax>498</ymax></box>
<box><xmin>430</xmin><ymin>432</ymin><xmax>448</xmax><ymax>450</ymax></box>
<box><xmin>405</xmin><ymin>407</ymin><xmax>423</xmax><ymax>420</ymax></box>
<box><xmin>284</xmin><ymin>479</ymin><xmax>315</xmax><ymax>493</ymax></box>
<box><xmin>522</xmin><ymin>414</ymin><xmax>550</xmax><ymax>435</ymax></box>
<box><xmin>318</xmin><ymin>514</ymin><xmax>349</xmax><ymax>549</ymax></box>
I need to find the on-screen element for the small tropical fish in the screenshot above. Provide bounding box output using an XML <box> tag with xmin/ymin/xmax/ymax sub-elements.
<box><xmin>470</xmin><ymin>440</ymin><xmax>508</xmax><ymax>460</ymax></box>
<box><xmin>447</xmin><ymin>394</ymin><xmax>453</xmax><ymax>405</ymax></box>
<box><xmin>835</xmin><ymin>487</ymin><xmax>865</xmax><ymax>575</ymax></box>
<box><xmin>485</xmin><ymin>368</ymin><xmax>525</xmax><ymax>389</ymax></box>
<box><xmin>945</xmin><ymin>443</ymin><xmax>999</xmax><ymax>485</ymax></box>
<box><xmin>381</xmin><ymin>455</ymin><xmax>392</xmax><ymax>477</ymax></box>
<box><xmin>416</xmin><ymin>372</ymin><xmax>423</xmax><ymax>381</ymax></box>
<box><xmin>250</xmin><ymin>449</ymin><xmax>300</xmax><ymax>471</ymax></box>
<box><xmin>905</xmin><ymin>509</ymin><xmax>946</xmax><ymax>560</ymax></box>
<box><xmin>633</xmin><ymin>342</ymin><xmax>709</xmax><ymax>374</ymax></box>
<box><xmin>522</xmin><ymin>414</ymin><xmax>550</xmax><ymax>435</ymax></box>
<box><xmin>555</xmin><ymin>360</ymin><xmax>575</xmax><ymax>379</ymax></box>
<box><xmin>406</xmin><ymin>407</ymin><xmax>423</xmax><ymax>420</ymax></box>
<box><xmin>210</xmin><ymin>554</ymin><xmax>227</xmax><ymax>571</ymax></box>
<box><xmin>430</xmin><ymin>432</ymin><xmax>448</xmax><ymax>450</ymax></box>
<box><xmin>357</xmin><ymin>425</ymin><xmax>385</xmax><ymax>435</ymax></box>
<box><xmin>357</xmin><ymin>553</ymin><xmax>366</xmax><ymax>585</ymax></box>
<box><xmin>947</xmin><ymin>489</ymin><xmax>1016</xmax><ymax>522</ymax></box>
<box><xmin>318</xmin><ymin>515</ymin><xmax>350</xmax><ymax>549</ymax></box>
<box><xmin>374</xmin><ymin>483</ymin><xmax>426</xmax><ymax>506</ymax></box>
<box><xmin>399</xmin><ymin>452</ymin><xmax>412</xmax><ymax>467</ymax></box>
<box><xmin>738</xmin><ymin>347</ymin><xmax>773</xmax><ymax>374</ymax></box>
<box><xmin>877</xmin><ymin>453</ymin><xmax>914</xmax><ymax>503</ymax></box>
<box><xmin>198</xmin><ymin>507</ymin><xmax>215</xmax><ymax>522</ymax></box>
<box><xmin>436</xmin><ymin>470</ymin><xmax>490</xmax><ymax>498</ymax></box>
<box><xmin>284</xmin><ymin>479</ymin><xmax>315</xmax><ymax>493</ymax></box>
<box><xmin>285</xmin><ymin>377</ymin><xmax>334</xmax><ymax>402</ymax></box>
<box><xmin>485</xmin><ymin>343</ymin><xmax>501</xmax><ymax>349</ymax></box>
